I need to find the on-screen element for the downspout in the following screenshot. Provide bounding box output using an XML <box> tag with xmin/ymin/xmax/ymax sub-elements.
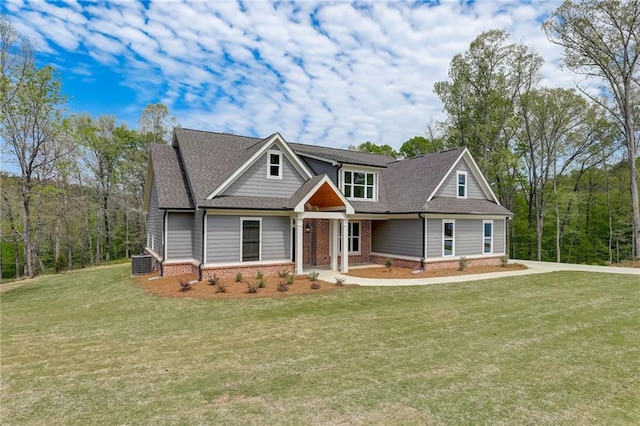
<box><xmin>161</xmin><ymin>210</ymin><xmax>167</xmax><ymax>276</ymax></box>
<box><xmin>199</xmin><ymin>208</ymin><xmax>206</xmax><ymax>281</ymax></box>
<box><xmin>418</xmin><ymin>213</ymin><xmax>425</xmax><ymax>271</ymax></box>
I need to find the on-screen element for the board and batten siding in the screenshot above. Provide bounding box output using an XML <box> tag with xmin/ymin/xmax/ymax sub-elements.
<box><xmin>147</xmin><ymin>176</ymin><xmax>164</xmax><ymax>257</ymax></box>
<box><xmin>371</xmin><ymin>219</ymin><xmax>422</xmax><ymax>257</ymax></box>
<box><xmin>206</xmin><ymin>215</ymin><xmax>291</xmax><ymax>263</ymax></box>
<box><xmin>435</xmin><ymin>159</ymin><xmax>485</xmax><ymax>199</ymax></box>
<box><xmin>302</xmin><ymin>157</ymin><xmax>339</xmax><ymax>185</ymax></box>
<box><xmin>223</xmin><ymin>150</ymin><xmax>305</xmax><ymax>198</ymax></box>
<box><xmin>426</xmin><ymin>218</ymin><xmax>506</xmax><ymax>258</ymax></box>
<box><xmin>166</xmin><ymin>212</ymin><xmax>193</xmax><ymax>259</ymax></box>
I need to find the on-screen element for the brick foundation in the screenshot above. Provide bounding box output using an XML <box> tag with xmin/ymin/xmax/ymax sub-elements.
<box><xmin>201</xmin><ymin>262</ymin><xmax>296</xmax><ymax>280</ymax></box>
<box><xmin>423</xmin><ymin>255</ymin><xmax>503</xmax><ymax>271</ymax></box>
<box><xmin>370</xmin><ymin>255</ymin><xmax>422</xmax><ymax>270</ymax></box>
<box><xmin>162</xmin><ymin>262</ymin><xmax>199</xmax><ymax>277</ymax></box>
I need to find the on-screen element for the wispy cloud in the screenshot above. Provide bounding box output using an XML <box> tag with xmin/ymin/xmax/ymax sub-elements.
<box><xmin>3</xmin><ymin>0</ymin><xmax>574</xmax><ymax>149</ymax></box>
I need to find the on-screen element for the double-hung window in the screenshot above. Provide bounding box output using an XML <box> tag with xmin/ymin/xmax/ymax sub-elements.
<box><xmin>343</xmin><ymin>170</ymin><xmax>375</xmax><ymax>200</ymax></box>
<box><xmin>457</xmin><ymin>171</ymin><xmax>467</xmax><ymax>198</ymax></box>
<box><xmin>483</xmin><ymin>220</ymin><xmax>493</xmax><ymax>254</ymax></box>
<box><xmin>338</xmin><ymin>221</ymin><xmax>361</xmax><ymax>254</ymax></box>
<box><xmin>267</xmin><ymin>150</ymin><xmax>282</xmax><ymax>179</ymax></box>
<box><xmin>241</xmin><ymin>219</ymin><xmax>261</xmax><ymax>261</ymax></box>
<box><xmin>443</xmin><ymin>220</ymin><xmax>455</xmax><ymax>257</ymax></box>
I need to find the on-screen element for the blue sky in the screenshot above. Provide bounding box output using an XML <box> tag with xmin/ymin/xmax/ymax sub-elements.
<box><xmin>1</xmin><ymin>0</ymin><xmax>574</xmax><ymax>150</ymax></box>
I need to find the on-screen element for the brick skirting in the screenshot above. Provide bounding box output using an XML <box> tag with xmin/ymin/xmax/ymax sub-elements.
<box><xmin>163</xmin><ymin>262</ymin><xmax>199</xmax><ymax>277</ymax></box>
<box><xmin>201</xmin><ymin>262</ymin><xmax>296</xmax><ymax>280</ymax></box>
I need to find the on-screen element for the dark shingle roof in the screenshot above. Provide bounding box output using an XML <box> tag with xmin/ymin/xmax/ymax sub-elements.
<box><xmin>424</xmin><ymin>197</ymin><xmax>513</xmax><ymax>216</ymax></box>
<box><xmin>149</xmin><ymin>128</ymin><xmax>512</xmax><ymax>216</ymax></box>
<box><xmin>149</xmin><ymin>144</ymin><xmax>193</xmax><ymax>209</ymax></box>
<box><xmin>174</xmin><ymin>128</ymin><xmax>267</xmax><ymax>204</ymax></box>
<box><xmin>199</xmin><ymin>196</ymin><xmax>291</xmax><ymax>210</ymax></box>
<box><xmin>290</xmin><ymin>143</ymin><xmax>394</xmax><ymax>167</ymax></box>
<box><xmin>381</xmin><ymin>147</ymin><xmax>465</xmax><ymax>212</ymax></box>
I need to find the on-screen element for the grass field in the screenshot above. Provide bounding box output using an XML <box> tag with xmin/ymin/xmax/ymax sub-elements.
<box><xmin>1</xmin><ymin>264</ymin><xmax>639</xmax><ymax>425</ymax></box>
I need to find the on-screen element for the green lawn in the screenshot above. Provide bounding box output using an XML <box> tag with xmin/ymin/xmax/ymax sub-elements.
<box><xmin>1</xmin><ymin>265</ymin><xmax>639</xmax><ymax>425</ymax></box>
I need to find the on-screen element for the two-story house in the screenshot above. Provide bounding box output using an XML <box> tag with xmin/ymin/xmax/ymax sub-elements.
<box><xmin>143</xmin><ymin>128</ymin><xmax>513</xmax><ymax>278</ymax></box>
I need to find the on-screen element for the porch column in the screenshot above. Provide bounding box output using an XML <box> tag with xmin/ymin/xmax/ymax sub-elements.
<box><xmin>295</xmin><ymin>216</ymin><xmax>304</xmax><ymax>275</ymax></box>
<box><xmin>331</xmin><ymin>219</ymin><xmax>339</xmax><ymax>271</ymax></box>
<box><xmin>341</xmin><ymin>218</ymin><xmax>349</xmax><ymax>273</ymax></box>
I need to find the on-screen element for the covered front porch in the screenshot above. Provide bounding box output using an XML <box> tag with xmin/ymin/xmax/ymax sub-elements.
<box><xmin>289</xmin><ymin>175</ymin><xmax>355</xmax><ymax>275</ymax></box>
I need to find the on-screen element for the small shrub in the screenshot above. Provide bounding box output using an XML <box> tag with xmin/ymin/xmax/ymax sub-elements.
<box><xmin>285</xmin><ymin>274</ymin><xmax>294</xmax><ymax>285</ymax></box>
<box><xmin>215</xmin><ymin>283</ymin><xmax>227</xmax><ymax>293</ymax></box>
<box><xmin>335</xmin><ymin>276</ymin><xmax>346</xmax><ymax>286</ymax></box>
<box><xmin>277</xmin><ymin>281</ymin><xmax>290</xmax><ymax>292</ymax></box>
<box><xmin>309</xmin><ymin>271</ymin><xmax>319</xmax><ymax>281</ymax></box>
<box><xmin>256</xmin><ymin>271</ymin><xmax>264</xmax><ymax>281</ymax></box>
<box><xmin>277</xmin><ymin>268</ymin><xmax>290</xmax><ymax>278</ymax></box>
<box><xmin>385</xmin><ymin>257</ymin><xmax>394</xmax><ymax>271</ymax></box>
<box><xmin>234</xmin><ymin>272</ymin><xmax>243</xmax><ymax>282</ymax></box>
<box><xmin>500</xmin><ymin>255</ymin><xmax>509</xmax><ymax>267</ymax></box>
<box><xmin>257</xmin><ymin>278</ymin><xmax>266</xmax><ymax>288</ymax></box>
<box><xmin>310</xmin><ymin>282</ymin><xmax>321</xmax><ymax>290</ymax></box>
<box><xmin>246</xmin><ymin>281</ymin><xmax>258</xmax><ymax>294</ymax></box>
<box><xmin>458</xmin><ymin>256</ymin><xmax>468</xmax><ymax>271</ymax></box>
<box><xmin>207</xmin><ymin>273</ymin><xmax>219</xmax><ymax>286</ymax></box>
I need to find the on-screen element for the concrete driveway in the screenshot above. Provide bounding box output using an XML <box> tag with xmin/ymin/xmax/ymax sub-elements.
<box><xmin>316</xmin><ymin>260</ymin><xmax>639</xmax><ymax>287</ymax></box>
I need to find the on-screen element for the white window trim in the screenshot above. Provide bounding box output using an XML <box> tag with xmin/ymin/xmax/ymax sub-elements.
<box><xmin>240</xmin><ymin>217</ymin><xmax>262</xmax><ymax>262</ymax></box>
<box><xmin>457</xmin><ymin>171</ymin><xmax>467</xmax><ymax>199</ymax></box>
<box><xmin>341</xmin><ymin>169</ymin><xmax>377</xmax><ymax>202</ymax></box>
<box><xmin>442</xmin><ymin>219</ymin><xmax>455</xmax><ymax>257</ymax></box>
<box><xmin>483</xmin><ymin>220</ymin><xmax>493</xmax><ymax>254</ymax></box>
<box><xmin>337</xmin><ymin>220</ymin><xmax>361</xmax><ymax>255</ymax></box>
<box><xmin>267</xmin><ymin>150</ymin><xmax>283</xmax><ymax>180</ymax></box>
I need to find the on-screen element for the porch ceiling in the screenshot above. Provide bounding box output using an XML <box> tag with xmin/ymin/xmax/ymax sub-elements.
<box><xmin>306</xmin><ymin>182</ymin><xmax>346</xmax><ymax>210</ymax></box>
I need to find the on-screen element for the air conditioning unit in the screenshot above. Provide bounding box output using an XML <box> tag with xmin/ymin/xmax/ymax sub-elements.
<box><xmin>131</xmin><ymin>254</ymin><xmax>154</xmax><ymax>276</ymax></box>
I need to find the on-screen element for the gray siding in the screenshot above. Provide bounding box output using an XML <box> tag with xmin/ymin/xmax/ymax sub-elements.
<box><xmin>371</xmin><ymin>219</ymin><xmax>422</xmax><ymax>257</ymax></box>
<box><xmin>166</xmin><ymin>212</ymin><xmax>193</xmax><ymax>259</ymax></box>
<box><xmin>435</xmin><ymin>159</ymin><xmax>485</xmax><ymax>199</ymax></box>
<box><xmin>302</xmin><ymin>157</ymin><xmax>339</xmax><ymax>184</ymax></box>
<box><xmin>262</xmin><ymin>216</ymin><xmax>291</xmax><ymax>260</ymax></box>
<box><xmin>426</xmin><ymin>218</ymin><xmax>443</xmax><ymax>258</ymax></box>
<box><xmin>206</xmin><ymin>215</ymin><xmax>290</xmax><ymax>263</ymax></box>
<box><xmin>426</xmin><ymin>218</ymin><xmax>506</xmax><ymax>258</ymax></box>
<box><xmin>207</xmin><ymin>215</ymin><xmax>240</xmax><ymax>263</ymax></box>
<box><xmin>494</xmin><ymin>219</ymin><xmax>505</xmax><ymax>254</ymax></box>
<box><xmin>147</xmin><ymin>176</ymin><xmax>164</xmax><ymax>257</ymax></box>
<box><xmin>192</xmin><ymin>210</ymin><xmax>204</xmax><ymax>262</ymax></box>
<box><xmin>223</xmin><ymin>150</ymin><xmax>305</xmax><ymax>198</ymax></box>
<box><xmin>455</xmin><ymin>219</ymin><xmax>479</xmax><ymax>256</ymax></box>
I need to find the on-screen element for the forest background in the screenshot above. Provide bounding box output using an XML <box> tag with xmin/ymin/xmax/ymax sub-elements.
<box><xmin>1</xmin><ymin>0</ymin><xmax>639</xmax><ymax>279</ymax></box>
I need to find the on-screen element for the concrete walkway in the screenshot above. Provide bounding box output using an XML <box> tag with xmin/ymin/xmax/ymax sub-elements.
<box><xmin>314</xmin><ymin>260</ymin><xmax>639</xmax><ymax>287</ymax></box>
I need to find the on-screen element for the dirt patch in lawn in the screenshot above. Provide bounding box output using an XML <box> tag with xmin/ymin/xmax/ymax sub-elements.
<box><xmin>347</xmin><ymin>263</ymin><xmax>528</xmax><ymax>279</ymax></box>
<box><xmin>135</xmin><ymin>273</ymin><xmax>353</xmax><ymax>299</ymax></box>
<box><xmin>613</xmin><ymin>260</ymin><xmax>640</xmax><ymax>268</ymax></box>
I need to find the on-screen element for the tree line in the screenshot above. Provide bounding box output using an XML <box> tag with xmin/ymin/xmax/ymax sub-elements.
<box><xmin>354</xmin><ymin>1</ymin><xmax>639</xmax><ymax>264</ymax></box>
<box><xmin>1</xmin><ymin>1</ymin><xmax>638</xmax><ymax>279</ymax></box>
<box><xmin>1</xmin><ymin>16</ymin><xmax>177</xmax><ymax>279</ymax></box>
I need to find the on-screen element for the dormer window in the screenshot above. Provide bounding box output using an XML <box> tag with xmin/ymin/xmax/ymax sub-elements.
<box><xmin>343</xmin><ymin>170</ymin><xmax>376</xmax><ymax>201</ymax></box>
<box><xmin>457</xmin><ymin>171</ymin><xmax>467</xmax><ymax>198</ymax></box>
<box><xmin>267</xmin><ymin>150</ymin><xmax>282</xmax><ymax>179</ymax></box>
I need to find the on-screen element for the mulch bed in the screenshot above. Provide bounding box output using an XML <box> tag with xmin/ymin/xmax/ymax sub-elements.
<box><xmin>135</xmin><ymin>263</ymin><xmax>529</xmax><ymax>299</ymax></box>
<box><xmin>346</xmin><ymin>263</ymin><xmax>528</xmax><ymax>279</ymax></box>
<box><xmin>135</xmin><ymin>273</ymin><xmax>353</xmax><ymax>299</ymax></box>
